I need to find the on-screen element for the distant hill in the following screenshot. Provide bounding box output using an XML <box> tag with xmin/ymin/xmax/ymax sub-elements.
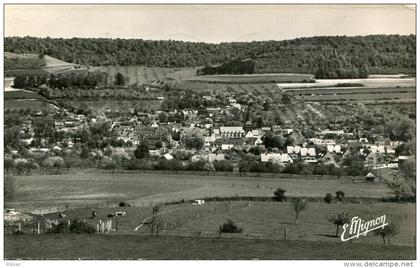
<box><xmin>5</xmin><ymin>35</ymin><xmax>416</xmax><ymax>76</ymax></box>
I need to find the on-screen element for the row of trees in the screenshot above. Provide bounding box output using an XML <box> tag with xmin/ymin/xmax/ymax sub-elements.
<box><xmin>13</xmin><ymin>72</ymin><xmax>106</xmax><ymax>90</ymax></box>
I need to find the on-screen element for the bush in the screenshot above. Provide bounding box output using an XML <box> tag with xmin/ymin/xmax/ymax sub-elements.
<box><xmin>336</xmin><ymin>191</ymin><xmax>345</xmax><ymax>201</ymax></box>
<box><xmin>273</xmin><ymin>188</ymin><xmax>287</xmax><ymax>201</ymax></box>
<box><xmin>324</xmin><ymin>193</ymin><xmax>333</xmax><ymax>203</ymax></box>
<box><xmin>118</xmin><ymin>201</ymin><xmax>131</xmax><ymax>207</ymax></box>
<box><xmin>220</xmin><ymin>219</ymin><xmax>243</xmax><ymax>233</ymax></box>
<box><xmin>213</xmin><ymin>160</ymin><xmax>233</xmax><ymax>172</ymax></box>
<box><xmin>12</xmin><ymin>229</ymin><xmax>25</xmax><ymax>235</ymax></box>
<box><xmin>69</xmin><ymin>219</ymin><xmax>96</xmax><ymax>234</ymax></box>
<box><xmin>393</xmin><ymin>183</ymin><xmax>416</xmax><ymax>202</ymax></box>
<box><xmin>50</xmin><ymin>221</ymin><xmax>70</xmax><ymax>233</ymax></box>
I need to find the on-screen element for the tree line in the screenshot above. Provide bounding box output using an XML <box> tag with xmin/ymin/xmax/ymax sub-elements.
<box><xmin>5</xmin><ymin>35</ymin><xmax>415</xmax><ymax>77</ymax></box>
<box><xmin>13</xmin><ymin>72</ymin><xmax>106</xmax><ymax>89</ymax></box>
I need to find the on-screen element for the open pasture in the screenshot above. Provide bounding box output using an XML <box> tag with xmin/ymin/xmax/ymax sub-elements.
<box><xmin>99</xmin><ymin>65</ymin><xmax>199</xmax><ymax>85</ymax></box>
<box><xmin>4</xmin><ymin>89</ymin><xmax>42</xmax><ymax>100</ymax></box>
<box><xmin>187</xmin><ymin>73</ymin><xmax>314</xmax><ymax>84</ymax></box>
<box><xmin>152</xmin><ymin>201</ymin><xmax>415</xmax><ymax>247</ymax></box>
<box><xmin>299</xmin><ymin>91</ymin><xmax>416</xmax><ymax>102</ymax></box>
<box><xmin>5</xmin><ymin>234</ymin><xmax>415</xmax><ymax>260</ymax></box>
<box><xmin>278</xmin><ymin>77</ymin><xmax>415</xmax><ymax>89</ymax></box>
<box><xmin>38</xmin><ymin>200</ymin><xmax>415</xmax><ymax>247</ymax></box>
<box><xmin>7</xmin><ymin>172</ymin><xmax>393</xmax><ymax>213</ymax></box>
<box><xmin>4</xmin><ymin>99</ymin><xmax>57</xmax><ymax>112</ymax></box>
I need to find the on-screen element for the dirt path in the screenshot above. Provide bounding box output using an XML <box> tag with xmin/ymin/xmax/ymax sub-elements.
<box><xmin>306</xmin><ymin>103</ymin><xmax>324</xmax><ymax>119</ymax></box>
<box><xmin>134</xmin><ymin>207</ymin><xmax>182</xmax><ymax>231</ymax></box>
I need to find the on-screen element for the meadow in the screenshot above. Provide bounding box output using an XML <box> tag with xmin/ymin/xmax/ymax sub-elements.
<box><xmin>5</xmin><ymin>200</ymin><xmax>416</xmax><ymax>259</ymax></box>
<box><xmin>5</xmin><ymin>234</ymin><xmax>415</xmax><ymax>260</ymax></box>
<box><xmin>4</xmin><ymin>99</ymin><xmax>57</xmax><ymax>112</ymax></box>
<box><xmin>187</xmin><ymin>73</ymin><xmax>314</xmax><ymax>84</ymax></box>
<box><xmin>99</xmin><ymin>65</ymin><xmax>199</xmax><ymax>85</ymax></box>
<box><xmin>36</xmin><ymin>200</ymin><xmax>415</xmax><ymax>246</ymax></box>
<box><xmin>7</xmin><ymin>172</ymin><xmax>393</xmax><ymax>213</ymax></box>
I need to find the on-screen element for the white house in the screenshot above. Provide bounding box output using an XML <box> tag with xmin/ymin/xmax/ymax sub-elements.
<box><xmin>300</xmin><ymin>147</ymin><xmax>316</xmax><ymax>157</ymax></box>
<box><xmin>327</xmin><ymin>145</ymin><xmax>342</xmax><ymax>154</ymax></box>
<box><xmin>219</xmin><ymin>126</ymin><xmax>245</xmax><ymax>138</ymax></box>
<box><xmin>221</xmin><ymin>144</ymin><xmax>234</xmax><ymax>150</ymax></box>
<box><xmin>261</xmin><ymin>153</ymin><xmax>293</xmax><ymax>165</ymax></box>
<box><xmin>287</xmin><ymin>146</ymin><xmax>301</xmax><ymax>155</ymax></box>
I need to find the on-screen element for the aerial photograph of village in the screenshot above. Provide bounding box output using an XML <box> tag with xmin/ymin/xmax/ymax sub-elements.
<box><xmin>2</xmin><ymin>3</ymin><xmax>417</xmax><ymax>263</ymax></box>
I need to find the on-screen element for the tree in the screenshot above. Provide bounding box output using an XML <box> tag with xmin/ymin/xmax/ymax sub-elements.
<box><xmin>327</xmin><ymin>211</ymin><xmax>351</xmax><ymax>237</ymax></box>
<box><xmin>281</xmin><ymin>94</ymin><xmax>291</xmax><ymax>103</ymax></box>
<box><xmin>134</xmin><ymin>141</ymin><xmax>150</xmax><ymax>159</ymax></box>
<box><xmin>291</xmin><ymin>198</ymin><xmax>307</xmax><ymax>224</ymax></box>
<box><xmin>255</xmin><ymin>117</ymin><xmax>264</xmax><ymax>128</ymax></box>
<box><xmin>274</xmin><ymin>188</ymin><xmax>287</xmax><ymax>202</ymax></box>
<box><xmin>185</xmin><ymin>136</ymin><xmax>204</xmax><ymax>150</ymax></box>
<box><xmin>220</xmin><ymin>219</ymin><xmax>243</xmax><ymax>233</ymax></box>
<box><xmin>336</xmin><ymin>191</ymin><xmax>345</xmax><ymax>202</ymax></box>
<box><xmin>114</xmin><ymin>72</ymin><xmax>126</xmax><ymax>86</ymax></box>
<box><xmin>324</xmin><ymin>193</ymin><xmax>333</xmax><ymax>203</ymax></box>
<box><xmin>4</xmin><ymin>173</ymin><xmax>16</xmax><ymax>200</ymax></box>
<box><xmin>374</xmin><ymin>224</ymin><xmax>398</xmax><ymax>245</ymax></box>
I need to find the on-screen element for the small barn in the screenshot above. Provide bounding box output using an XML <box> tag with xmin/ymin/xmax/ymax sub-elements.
<box><xmin>365</xmin><ymin>172</ymin><xmax>377</xmax><ymax>183</ymax></box>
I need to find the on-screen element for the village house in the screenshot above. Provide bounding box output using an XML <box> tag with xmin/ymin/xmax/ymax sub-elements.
<box><xmin>219</xmin><ymin>126</ymin><xmax>245</xmax><ymax>139</ymax></box>
<box><xmin>260</xmin><ymin>153</ymin><xmax>293</xmax><ymax>166</ymax></box>
<box><xmin>327</xmin><ymin>144</ymin><xmax>342</xmax><ymax>154</ymax></box>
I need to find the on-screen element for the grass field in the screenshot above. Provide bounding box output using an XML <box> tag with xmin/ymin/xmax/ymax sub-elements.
<box><xmin>60</xmin><ymin>100</ymin><xmax>162</xmax><ymax>113</ymax></box>
<box><xmin>278</xmin><ymin>78</ymin><xmax>415</xmax><ymax>89</ymax></box>
<box><xmin>4</xmin><ymin>233</ymin><xmax>415</xmax><ymax>260</ymax></box>
<box><xmin>37</xmin><ymin>201</ymin><xmax>415</xmax><ymax>246</ymax></box>
<box><xmin>99</xmin><ymin>65</ymin><xmax>199</xmax><ymax>85</ymax></box>
<box><xmin>4</xmin><ymin>99</ymin><xmax>57</xmax><ymax>112</ymax></box>
<box><xmin>7</xmin><ymin>172</ymin><xmax>393</xmax><ymax>213</ymax></box>
<box><xmin>187</xmin><ymin>73</ymin><xmax>314</xmax><ymax>84</ymax></box>
<box><xmin>4</xmin><ymin>89</ymin><xmax>42</xmax><ymax>100</ymax></box>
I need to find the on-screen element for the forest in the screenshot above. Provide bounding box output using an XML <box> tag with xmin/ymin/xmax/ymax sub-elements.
<box><xmin>5</xmin><ymin>35</ymin><xmax>416</xmax><ymax>77</ymax></box>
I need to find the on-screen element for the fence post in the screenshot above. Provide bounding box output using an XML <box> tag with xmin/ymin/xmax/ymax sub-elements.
<box><xmin>18</xmin><ymin>222</ymin><xmax>22</xmax><ymax>232</ymax></box>
<box><xmin>284</xmin><ymin>227</ymin><xmax>288</xmax><ymax>240</ymax></box>
<box><xmin>37</xmin><ymin>222</ymin><xmax>40</xmax><ymax>235</ymax></box>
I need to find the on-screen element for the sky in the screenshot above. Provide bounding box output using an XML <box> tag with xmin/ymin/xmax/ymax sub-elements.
<box><xmin>5</xmin><ymin>4</ymin><xmax>416</xmax><ymax>43</ymax></box>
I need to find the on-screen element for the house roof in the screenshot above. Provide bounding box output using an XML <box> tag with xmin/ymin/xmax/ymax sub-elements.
<box><xmin>220</xmin><ymin>126</ymin><xmax>245</xmax><ymax>133</ymax></box>
<box><xmin>365</xmin><ymin>172</ymin><xmax>375</xmax><ymax>178</ymax></box>
<box><xmin>261</xmin><ymin>153</ymin><xmax>293</xmax><ymax>163</ymax></box>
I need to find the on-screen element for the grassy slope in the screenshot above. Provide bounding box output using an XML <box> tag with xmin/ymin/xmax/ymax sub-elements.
<box><xmin>4</xmin><ymin>234</ymin><xmax>415</xmax><ymax>260</ymax></box>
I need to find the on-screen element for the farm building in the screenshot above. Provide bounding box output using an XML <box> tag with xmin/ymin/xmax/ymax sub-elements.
<box><xmin>365</xmin><ymin>172</ymin><xmax>377</xmax><ymax>183</ymax></box>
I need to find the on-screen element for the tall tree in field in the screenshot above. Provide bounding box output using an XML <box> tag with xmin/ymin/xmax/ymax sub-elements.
<box><xmin>328</xmin><ymin>211</ymin><xmax>351</xmax><ymax>237</ymax></box>
<box><xmin>134</xmin><ymin>140</ymin><xmax>150</xmax><ymax>159</ymax></box>
<box><xmin>374</xmin><ymin>224</ymin><xmax>398</xmax><ymax>245</ymax></box>
<box><xmin>291</xmin><ymin>198</ymin><xmax>307</xmax><ymax>225</ymax></box>
<box><xmin>114</xmin><ymin>72</ymin><xmax>126</xmax><ymax>86</ymax></box>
